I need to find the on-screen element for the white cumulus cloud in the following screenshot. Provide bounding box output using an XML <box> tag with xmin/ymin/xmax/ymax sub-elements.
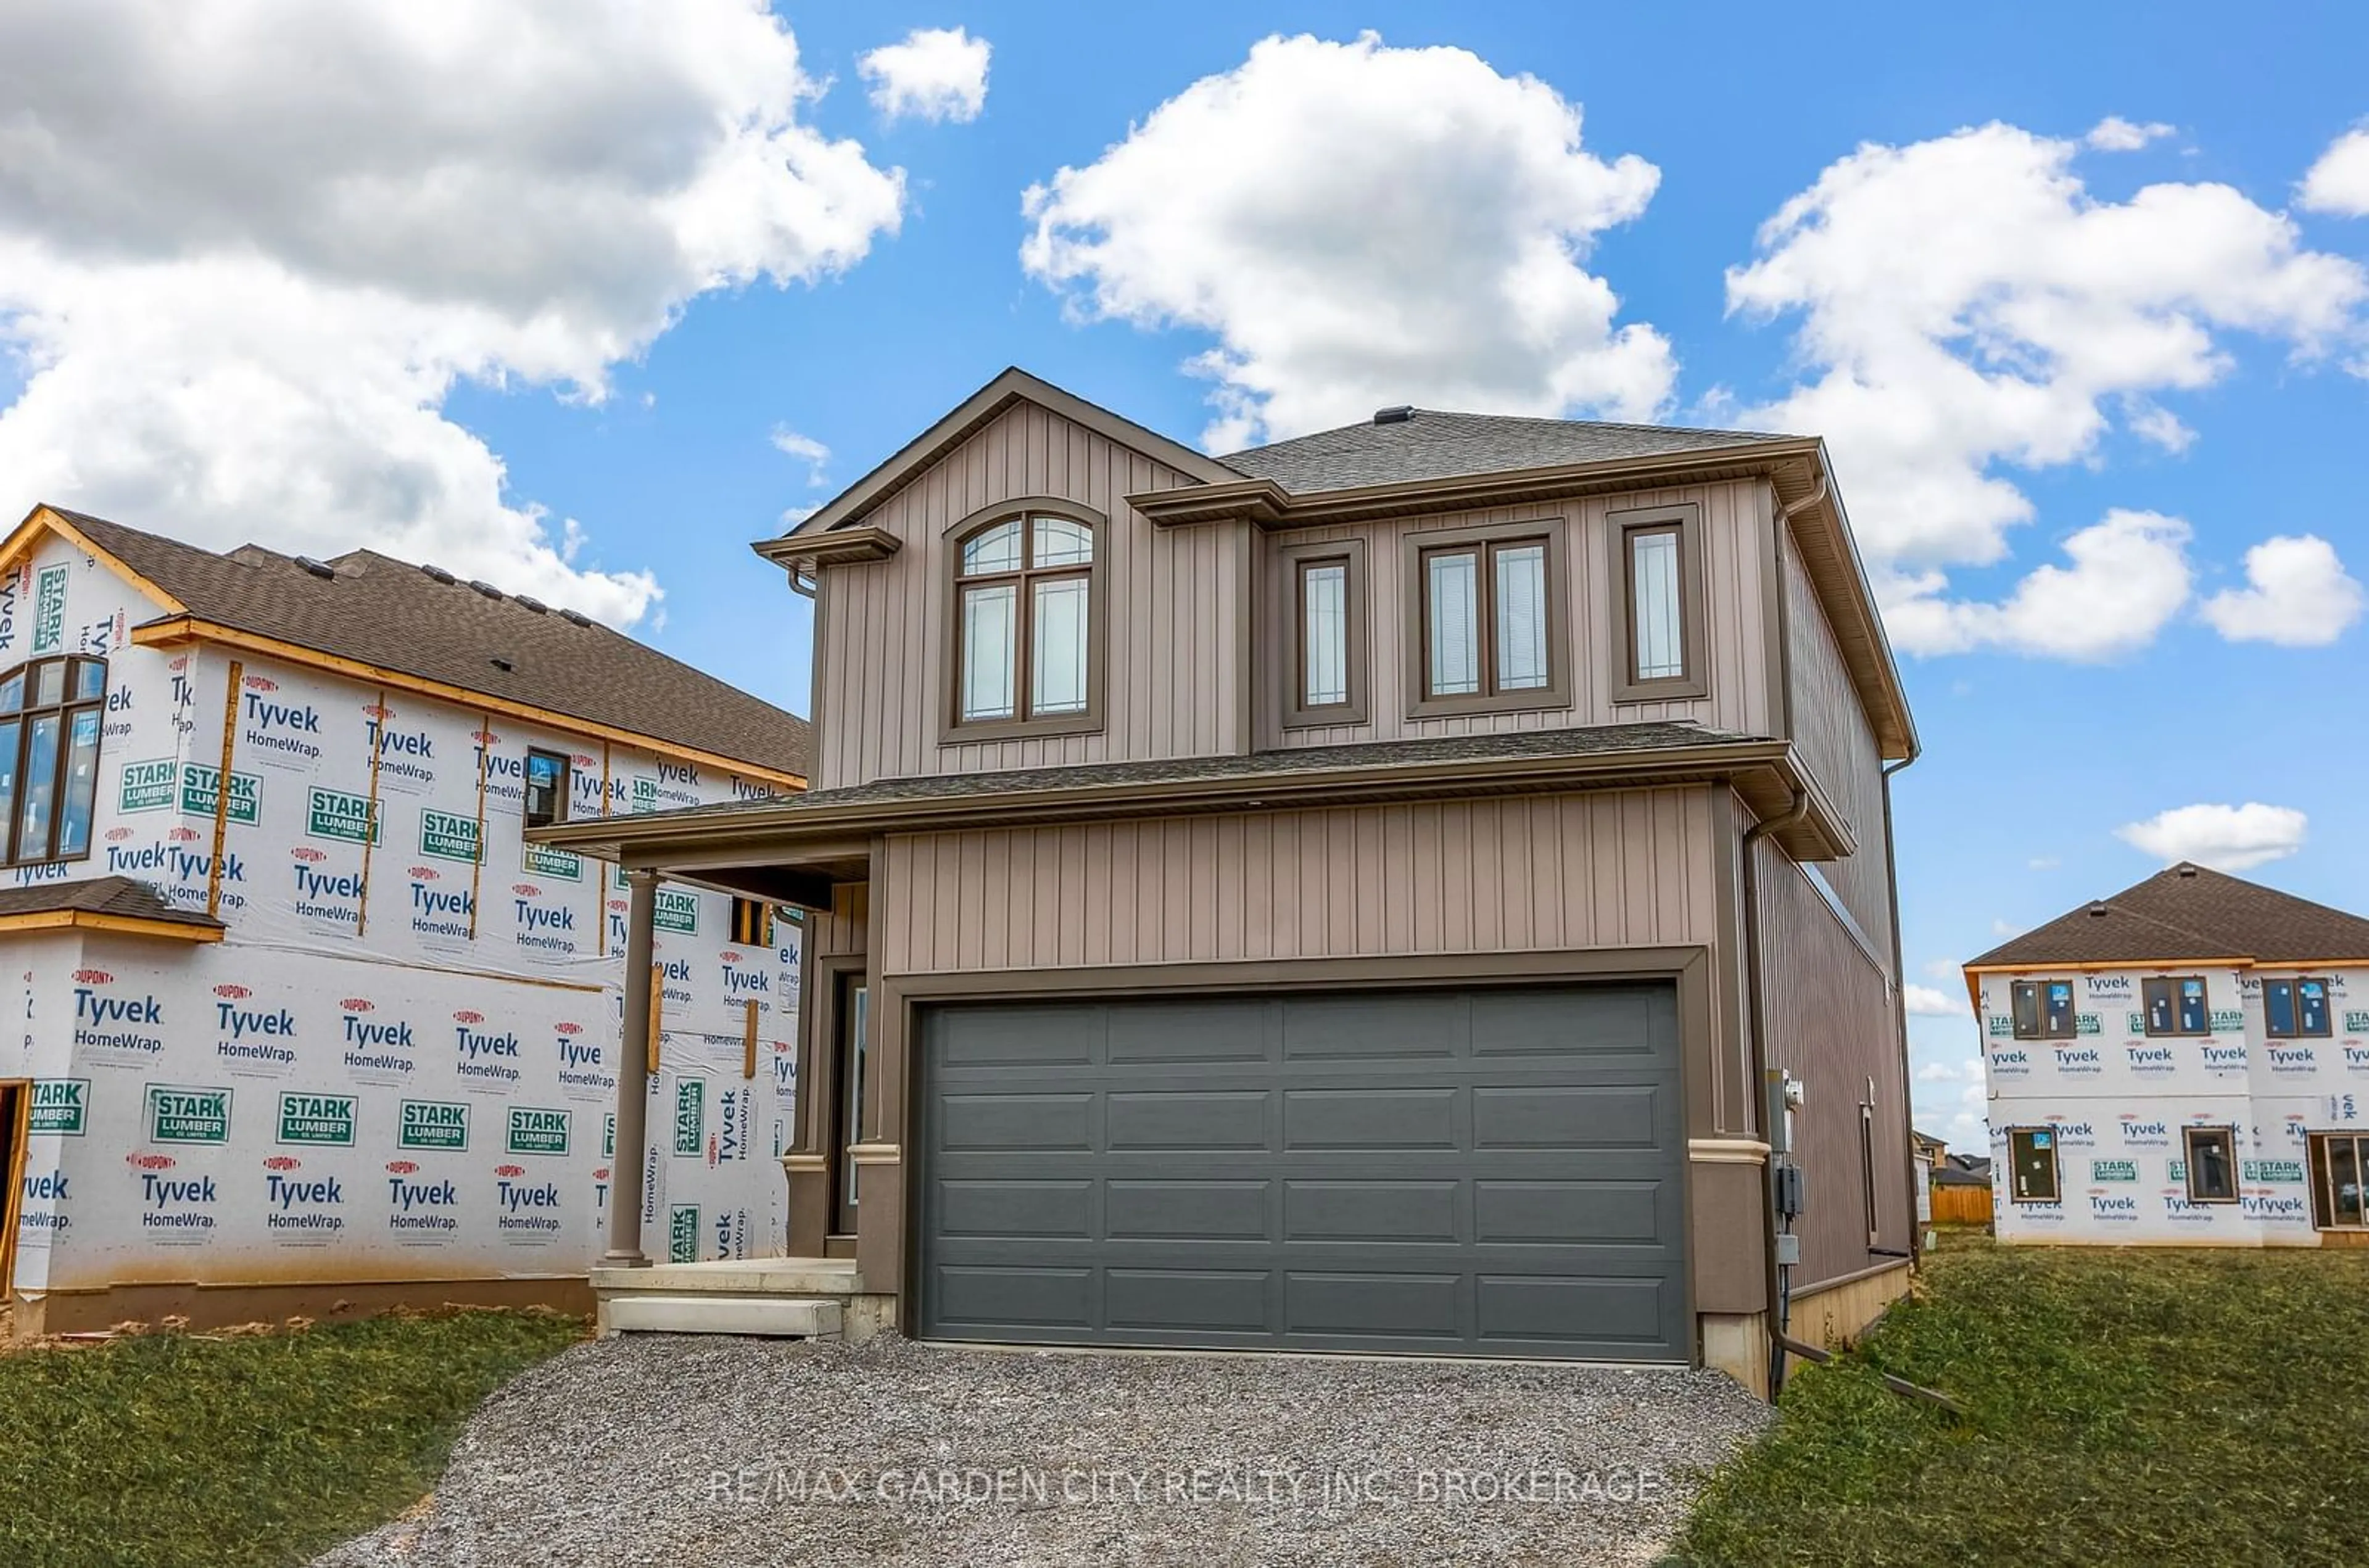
<box><xmin>0</xmin><ymin>1</ymin><xmax>906</xmax><ymax>625</ymax></box>
<box><xmin>770</xmin><ymin>427</ymin><xmax>832</xmax><ymax>487</ymax></box>
<box><xmin>860</xmin><ymin>26</ymin><xmax>991</xmax><ymax>125</ymax></box>
<box><xmin>1022</xmin><ymin>31</ymin><xmax>1674</xmax><ymax>450</ymax></box>
<box><xmin>1728</xmin><ymin>122</ymin><xmax>2368</xmax><ymax>658</ymax></box>
<box><xmin>2201</xmin><ymin>532</ymin><xmax>2367</xmax><ymax>646</ymax></box>
<box><xmin>2301</xmin><ymin>128</ymin><xmax>2369</xmax><ymax>217</ymax></box>
<box><xmin>2085</xmin><ymin>116</ymin><xmax>2175</xmax><ymax>152</ymax></box>
<box><xmin>2117</xmin><ymin>802</ymin><xmax>2309</xmax><ymax>872</ymax></box>
<box><xmin>1904</xmin><ymin>984</ymin><xmax>1965</xmax><ymax>1017</ymax></box>
<box><xmin>1882</xmin><ymin>509</ymin><xmax>2194</xmax><ymax>661</ymax></box>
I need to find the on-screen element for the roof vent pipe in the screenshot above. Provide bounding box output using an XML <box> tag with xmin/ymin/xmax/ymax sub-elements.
<box><xmin>1372</xmin><ymin>405</ymin><xmax>1414</xmax><ymax>425</ymax></box>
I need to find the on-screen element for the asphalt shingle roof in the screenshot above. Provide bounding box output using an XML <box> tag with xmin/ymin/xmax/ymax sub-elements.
<box><xmin>586</xmin><ymin>721</ymin><xmax>1759</xmax><ymax>830</ymax></box>
<box><xmin>0</xmin><ymin>875</ymin><xmax>223</xmax><ymax>930</ymax></box>
<box><xmin>50</xmin><ymin>508</ymin><xmax>812</xmax><ymax>778</ymax></box>
<box><xmin>1220</xmin><ymin>410</ymin><xmax>1793</xmax><ymax>492</ymax></box>
<box><xmin>1967</xmin><ymin>862</ymin><xmax>2369</xmax><ymax>968</ymax></box>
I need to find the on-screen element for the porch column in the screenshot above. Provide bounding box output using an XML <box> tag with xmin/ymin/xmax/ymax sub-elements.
<box><xmin>604</xmin><ymin>869</ymin><xmax>658</xmax><ymax>1268</ymax></box>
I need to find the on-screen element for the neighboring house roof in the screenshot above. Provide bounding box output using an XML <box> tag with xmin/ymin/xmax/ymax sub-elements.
<box><xmin>20</xmin><ymin>506</ymin><xmax>811</xmax><ymax>782</ymax></box>
<box><xmin>1932</xmin><ymin>1155</ymin><xmax>1992</xmax><ymax>1187</ymax></box>
<box><xmin>1911</xmin><ymin>1129</ymin><xmax>1949</xmax><ymax>1152</ymax></box>
<box><xmin>1966</xmin><ymin>862</ymin><xmax>2369</xmax><ymax>969</ymax></box>
<box><xmin>0</xmin><ymin>876</ymin><xmax>225</xmax><ymax>939</ymax></box>
<box><xmin>1220</xmin><ymin>410</ymin><xmax>1792</xmax><ymax>493</ymax></box>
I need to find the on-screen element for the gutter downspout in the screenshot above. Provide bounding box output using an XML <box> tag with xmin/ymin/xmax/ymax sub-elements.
<box><xmin>1882</xmin><ymin>752</ymin><xmax>1920</xmax><ymax>1265</ymax></box>
<box><xmin>1742</xmin><ymin>787</ymin><xmax>1811</xmax><ymax>1400</ymax></box>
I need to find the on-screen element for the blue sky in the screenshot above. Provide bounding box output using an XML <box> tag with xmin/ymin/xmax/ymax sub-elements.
<box><xmin>4</xmin><ymin>2</ymin><xmax>2367</xmax><ymax>1146</ymax></box>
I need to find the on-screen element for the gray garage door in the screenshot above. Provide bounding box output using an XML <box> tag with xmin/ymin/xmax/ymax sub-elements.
<box><xmin>916</xmin><ymin>983</ymin><xmax>1687</xmax><ymax>1360</ymax></box>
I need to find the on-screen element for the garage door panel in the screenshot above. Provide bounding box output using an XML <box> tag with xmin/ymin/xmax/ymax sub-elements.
<box><xmin>1285</xmin><ymin>1179</ymin><xmax>1459</xmax><ymax>1244</ymax></box>
<box><xmin>1473</xmin><ymin>1085</ymin><xmax>1664</xmax><ymax>1150</ymax></box>
<box><xmin>1286</xmin><ymin>1272</ymin><xmax>1463</xmax><ymax>1339</ymax></box>
<box><xmin>1105</xmin><ymin>1001</ymin><xmax>1268</xmax><ymax>1063</ymax></box>
<box><xmin>1280</xmin><ymin>992</ymin><xmax>1462</xmax><ymax>1060</ymax></box>
<box><xmin>1476</xmin><ymin>1275</ymin><xmax>1671</xmax><ymax>1347</ymax></box>
<box><xmin>1106</xmin><ymin>1269</ymin><xmax>1271</xmax><ymax>1333</ymax></box>
<box><xmin>1106</xmin><ymin>1090</ymin><xmax>1271</xmax><ymax>1150</ymax></box>
<box><xmin>1283</xmin><ymin>1087</ymin><xmax>1458</xmax><ymax>1150</ymax></box>
<box><xmin>1473</xmin><ymin>1179</ymin><xmax>1664</xmax><ymax>1245</ymax></box>
<box><xmin>1106</xmin><ymin>1179</ymin><xmax>1270</xmax><ymax>1241</ymax></box>
<box><xmin>938</xmin><ymin>1092</ymin><xmax>1094</xmax><ymax>1152</ymax></box>
<box><xmin>935</xmin><ymin>1179</ymin><xmax>1094</xmax><ymax>1240</ymax></box>
<box><xmin>936</xmin><ymin>1006</ymin><xmax>1101</xmax><ymax>1068</ymax></box>
<box><xmin>919</xmin><ymin>983</ymin><xmax>1685</xmax><ymax>1361</ymax></box>
<box><xmin>933</xmin><ymin>1266</ymin><xmax>1094</xmax><ymax>1331</ymax></box>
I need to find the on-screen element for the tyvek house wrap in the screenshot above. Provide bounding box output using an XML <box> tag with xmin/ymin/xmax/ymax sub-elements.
<box><xmin>3</xmin><ymin>531</ymin><xmax>801</xmax><ymax>1303</ymax></box>
<box><xmin>1976</xmin><ymin>967</ymin><xmax>2368</xmax><ymax>1244</ymax></box>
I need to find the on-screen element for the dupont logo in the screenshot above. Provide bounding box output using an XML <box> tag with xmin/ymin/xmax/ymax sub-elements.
<box><xmin>291</xmin><ymin>846</ymin><xmax>328</xmax><ymax>864</ymax></box>
<box><xmin>213</xmin><ymin>984</ymin><xmax>251</xmax><ymax>1000</ymax></box>
<box><xmin>344</xmin><ymin>997</ymin><xmax>374</xmax><ymax>1012</ymax></box>
<box><xmin>127</xmin><ymin>1152</ymin><xmax>176</xmax><ymax>1172</ymax></box>
<box><xmin>263</xmin><ymin>1155</ymin><xmax>301</xmax><ymax>1173</ymax></box>
<box><xmin>494</xmin><ymin>1163</ymin><xmax>526</xmax><ymax>1178</ymax></box>
<box><xmin>73</xmin><ymin>968</ymin><xmax>112</xmax><ymax>984</ymax></box>
<box><xmin>104</xmin><ymin>825</ymin><xmax>134</xmax><ymax>841</ymax></box>
<box><xmin>556</xmin><ymin>1021</ymin><xmax>583</xmax><ymax>1035</ymax></box>
<box><xmin>411</xmin><ymin>866</ymin><xmax>439</xmax><ymax>880</ymax></box>
<box><xmin>454</xmin><ymin>1009</ymin><xmax>483</xmax><ymax>1023</ymax></box>
<box><xmin>386</xmin><ymin>1160</ymin><xmax>419</xmax><ymax>1176</ymax></box>
<box><xmin>513</xmin><ymin>883</ymin><xmax>541</xmax><ymax>897</ymax></box>
<box><xmin>168</xmin><ymin>825</ymin><xmax>201</xmax><ymax>842</ymax></box>
<box><xmin>245</xmin><ymin>674</ymin><xmax>279</xmax><ymax>691</ymax></box>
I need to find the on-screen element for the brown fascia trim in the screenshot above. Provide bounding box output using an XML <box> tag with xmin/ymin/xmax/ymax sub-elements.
<box><xmin>531</xmin><ymin>738</ymin><xmax>1851</xmax><ymax>864</ymax></box>
<box><xmin>752</xmin><ymin>526</ymin><xmax>902</xmax><ymax>569</ymax></box>
<box><xmin>763</xmin><ymin>368</ymin><xmax>1242</xmax><ymax>544</ymax></box>
<box><xmin>1771</xmin><ymin>444</ymin><xmax>1917</xmax><ymax>762</ymax></box>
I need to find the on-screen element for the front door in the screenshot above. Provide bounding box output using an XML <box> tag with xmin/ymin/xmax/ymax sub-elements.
<box><xmin>831</xmin><ymin>977</ymin><xmax>871</xmax><ymax>1238</ymax></box>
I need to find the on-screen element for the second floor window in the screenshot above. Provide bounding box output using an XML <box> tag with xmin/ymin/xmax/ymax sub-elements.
<box><xmin>523</xmin><ymin>748</ymin><xmax>570</xmax><ymax>830</ymax></box>
<box><xmin>1422</xmin><ymin>537</ymin><xmax>1550</xmax><ymax>700</ymax></box>
<box><xmin>2264</xmin><ymin>976</ymin><xmax>2332</xmax><ymax>1038</ymax></box>
<box><xmin>953</xmin><ymin>513</ymin><xmax>1098</xmax><ymax>732</ymax></box>
<box><xmin>1611</xmin><ymin>503</ymin><xmax>1706</xmax><ymax>701</ymax></box>
<box><xmin>2010</xmin><ymin>978</ymin><xmax>2077</xmax><ymax>1039</ymax></box>
<box><xmin>0</xmin><ymin>655</ymin><xmax>107</xmax><ymax>868</ymax></box>
<box><xmin>2142</xmin><ymin>975</ymin><xmax>2210</xmax><ymax>1036</ymax></box>
<box><xmin>1280</xmin><ymin>537</ymin><xmax>1367</xmax><ymax>728</ymax></box>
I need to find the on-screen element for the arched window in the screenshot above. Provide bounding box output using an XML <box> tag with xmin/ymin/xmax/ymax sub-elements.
<box><xmin>949</xmin><ymin>510</ymin><xmax>1101</xmax><ymax>734</ymax></box>
<box><xmin>0</xmin><ymin>654</ymin><xmax>108</xmax><ymax>867</ymax></box>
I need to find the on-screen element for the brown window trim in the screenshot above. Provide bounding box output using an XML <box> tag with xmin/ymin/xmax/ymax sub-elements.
<box><xmin>1399</xmin><ymin>517</ymin><xmax>1573</xmax><ymax>720</ymax></box>
<box><xmin>2307</xmin><ymin>1131</ymin><xmax>2368</xmax><ymax>1231</ymax></box>
<box><xmin>938</xmin><ymin>498</ymin><xmax>1109</xmax><ymax>746</ymax></box>
<box><xmin>2010</xmin><ymin>977</ymin><xmax>2080</xmax><ymax>1041</ymax></box>
<box><xmin>1609</xmin><ymin>502</ymin><xmax>1709</xmax><ymax>702</ymax></box>
<box><xmin>2181</xmin><ymin>1124</ymin><xmax>2240</xmax><ymax>1205</ymax></box>
<box><xmin>0</xmin><ymin>653</ymin><xmax>109</xmax><ymax>869</ymax></box>
<box><xmin>1277</xmin><ymin>537</ymin><xmax>1368</xmax><ymax>729</ymax></box>
<box><xmin>2263</xmin><ymin>975</ymin><xmax>2335</xmax><ymax>1039</ymax></box>
<box><xmin>2141</xmin><ymin>973</ymin><xmax>2210</xmax><ymax>1038</ymax></box>
<box><xmin>2006</xmin><ymin>1126</ymin><xmax>2061</xmax><ymax>1204</ymax></box>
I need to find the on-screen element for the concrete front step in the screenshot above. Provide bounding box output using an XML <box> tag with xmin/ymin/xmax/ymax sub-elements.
<box><xmin>591</xmin><ymin>1257</ymin><xmax>866</xmax><ymax>1297</ymax></box>
<box><xmin>600</xmin><ymin>1293</ymin><xmax>844</xmax><ymax>1338</ymax></box>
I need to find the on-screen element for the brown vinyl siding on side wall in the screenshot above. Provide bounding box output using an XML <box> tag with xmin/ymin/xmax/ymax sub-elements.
<box><xmin>1753</xmin><ymin>836</ymin><xmax>1909</xmax><ymax>1289</ymax></box>
<box><xmin>1261</xmin><ymin>479</ymin><xmax>1775</xmax><ymax>751</ymax></box>
<box><xmin>875</xmin><ymin>786</ymin><xmax>1721</xmax><ymax>976</ymax></box>
<box><xmin>813</xmin><ymin>400</ymin><xmax>1245</xmax><ymax>790</ymax></box>
<box><xmin>1782</xmin><ymin>535</ymin><xmax>1893</xmax><ymax>962</ymax></box>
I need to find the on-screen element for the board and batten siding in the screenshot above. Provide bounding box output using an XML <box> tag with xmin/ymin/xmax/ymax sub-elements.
<box><xmin>876</xmin><ymin>787</ymin><xmax>1719</xmax><ymax>976</ymax></box>
<box><xmin>812</xmin><ymin>401</ymin><xmax>1246</xmax><ymax>790</ymax></box>
<box><xmin>1782</xmin><ymin>533</ymin><xmax>1894</xmax><ymax>967</ymax></box>
<box><xmin>1263</xmin><ymin>479</ymin><xmax>1776</xmax><ymax>749</ymax></box>
<box><xmin>1754</xmin><ymin>836</ymin><xmax>1911</xmax><ymax>1289</ymax></box>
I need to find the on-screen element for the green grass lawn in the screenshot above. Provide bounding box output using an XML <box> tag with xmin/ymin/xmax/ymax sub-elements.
<box><xmin>1670</xmin><ymin>1236</ymin><xmax>2369</xmax><ymax>1566</ymax></box>
<box><xmin>0</xmin><ymin>1308</ymin><xmax>584</xmax><ymax>1568</ymax></box>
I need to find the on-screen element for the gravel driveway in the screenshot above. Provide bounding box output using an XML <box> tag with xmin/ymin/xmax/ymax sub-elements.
<box><xmin>317</xmin><ymin>1334</ymin><xmax>1768</xmax><ymax>1567</ymax></box>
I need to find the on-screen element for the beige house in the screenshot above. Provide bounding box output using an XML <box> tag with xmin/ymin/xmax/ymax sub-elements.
<box><xmin>538</xmin><ymin>368</ymin><xmax>1920</xmax><ymax>1394</ymax></box>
